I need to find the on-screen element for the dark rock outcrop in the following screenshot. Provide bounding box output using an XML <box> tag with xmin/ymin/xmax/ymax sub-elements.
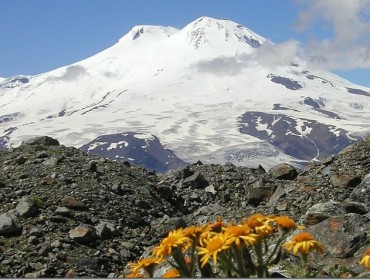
<box><xmin>238</xmin><ymin>111</ymin><xmax>359</xmax><ymax>161</ymax></box>
<box><xmin>80</xmin><ymin>132</ymin><xmax>187</xmax><ymax>173</ymax></box>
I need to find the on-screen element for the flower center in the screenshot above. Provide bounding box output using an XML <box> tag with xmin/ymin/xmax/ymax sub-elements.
<box><xmin>207</xmin><ymin>237</ymin><xmax>225</xmax><ymax>252</ymax></box>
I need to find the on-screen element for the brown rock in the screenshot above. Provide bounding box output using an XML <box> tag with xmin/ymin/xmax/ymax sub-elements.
<box><xmin>69</xmin><ymin>226</ymin><xmax>97</xmax><ymax>244</ymax></box>
<box><xmin>61</xmin><ymin>196</ymin><xmax>87</xmax><ymax>210</ymax></box>
<box><xmin>330</xmin><ymin>174</ymin><xmax>361</xmax><ymax>189</ymax></box>
<box><xmin>306</xmin><ymin>213</ymin><xmax>367</xmax><ymax>259</ymax></box>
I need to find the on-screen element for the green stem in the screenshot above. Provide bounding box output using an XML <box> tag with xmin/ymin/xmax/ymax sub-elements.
<box><xmin>254</xmin><ymin>239</ymin><xmax>268</xmax><ymax>278</ymax></box>
<box><xmin>266</xmin><ymin>232</ymin><xmax>286</xmax><ymax>265</ymax></box>
<box><xmin>172</xmin><ymin>247</ymin><xmax>192</xmax><ymax>277</ymax></box>
<box><xmin>232</xmin><ymin>244</ymin><xmax>249</xmax><ymax>277</ymax></box>
<box><xmin>241</xmin><ymin>246</ymin><xmax>256</xmax><ymax>276</ymax></box>
<box><xmin>219</xmin><ymin>251</ymin><xmax>240</xmax><ymax>276</ymax></box>
<box><xmin>189</xmin><ymin>238</ymin><xmax>198</xmax><ymax>274</ymax></box>
<box><xmin>301</xmin><ymin>253</ymin><xmax>308</xmax><ymax>277</ymax></box>
<box><xmin>198</xmin><ymin>259</ymin><xmax>214</xmax><ymax>278</ymax></box>
<box><xmin>263</xmin><ymin>238</ymin><xmax>269</xmax><ymax>256</ymax></box>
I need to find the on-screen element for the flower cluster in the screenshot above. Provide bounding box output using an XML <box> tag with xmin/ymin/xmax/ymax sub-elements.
<box><xmin>125</xmin><ymin>214</ymin><xmax>324</xmax><ymax>278</ymax></box>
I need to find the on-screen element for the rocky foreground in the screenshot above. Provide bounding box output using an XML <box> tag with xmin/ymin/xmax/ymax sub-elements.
<box><xmin>0</xmin><ymin>135</ymin><xmax>370</xmax><ymax>277</ymax></box>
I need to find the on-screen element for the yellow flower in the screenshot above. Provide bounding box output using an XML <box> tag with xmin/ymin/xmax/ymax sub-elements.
<box><xmin>162</xmin><ymin>268</ymin><xmax>181</xmax><ymax>278</ymax></box>
<box><xmin>152</xmin><ymin>228</ymin><xmax>190</xmax><ymax>258</ymax></box>
<box><xmin>274</xmin><ymin>216</ymin><xmax>297</xmax><ymax>231</ymax></box>
<box><xmin>197</xmin><ymin>233</ymin><xmax>233</xmax><ymax>267</ymax></box>
<box><xmin>223</xmin><ymin>224</ymin><xmax>259</xmax><ymax>248</ymax></box>
<box><xmin>282</xmin><ymin>232</ymin><xmax>324</xmax><ymax>256</ymax></box>
<box><xmin>199</xmin><ymin>229</ymin><xmax>217</xmax><ymax>247</ymax></box>
<box><xmin>129</xmin><ymin>257</ymin><xmax>162</xmax><ymax>277</ymax></box>
<box><xmin>244</xmin><ymin>213</ymin><xmax>274</xmax><ymax>236</ymax></box>
<box><xmin>183</xmin><ymin>225</ymin><xmax>206</xmax><ymax>241</ymax></box>
<box><xmin>360</xmin><ymin>247</ymin><xmax>370</xmax><ymax>270</ymax></box>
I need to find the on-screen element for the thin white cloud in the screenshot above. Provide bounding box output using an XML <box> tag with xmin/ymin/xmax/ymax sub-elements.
<box><xmin>295</xmin><ymin>0</ymin><xmax>370</xmax><ymax>70</ymax></box>
<box><xmin>253</xmin><ymin>40</ymin><xmax>302</xmax><ymax>68</ymax></box>
<box><xmin>193</xmin><ymin>40</ymin><xmax>302</xmax><ymax>76</ymax></box>
<box><xmin>194</xmin><ymin>56</ymin><xmax>248</xmax><ymax>76</ymax></box>
<box><xmin>49</xmin><ymin>65</ymin><xmax>87</xmax><ymax>81</ymax></box>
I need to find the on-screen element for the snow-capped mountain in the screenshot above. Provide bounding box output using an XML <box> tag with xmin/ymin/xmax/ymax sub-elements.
<box><xmin>1</xmin><ymin>16</ymin><xmax>370</xmax><ymax>171</ymax></box>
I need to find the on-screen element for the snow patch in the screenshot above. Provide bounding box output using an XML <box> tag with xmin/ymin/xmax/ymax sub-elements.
<box><xmin>134</xmin><ymin>133</ymin><xmax>155</xmax><ymax>141</ymax></box>
<box><xmin>87</xmin><ymin>141</ymin><xmax>106</xmax><ymax>151</ymax></box>
<box><xmin>255</xmin><ymin>117</ymin><xmax>273</xmax><ymax>136</ymax></box>
<box><xmin>107</xmin><ymin>141</ymin><xmax>129</xmax><ymax>150</ymax></box>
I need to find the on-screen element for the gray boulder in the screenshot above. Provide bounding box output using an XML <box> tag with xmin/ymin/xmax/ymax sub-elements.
<box><xmin>269</xmin><ymin>163</ymin><xmax>298</xmax><ymax>180</ymax></box>
<box><xmin>150</xmin><ymin>216</ymin><xmax>186</xmax><ymax>237</ymax></box>
<box><xmin>301</xmin><ymin>200</ymin><xmax>346</xmax><ymax>226</ymax></box>
<box><xmin>349</xmin><ymin>173</ymin><xmax>370</xmax><ymax>203</ymax></box>
<box><xmin>95</xmin><ymin>221</ymin><xmax>117</xmax><ymax>239</ymax></box>
<box><xmin>246</xmin><ymin>180</ymin><xmax>276</xmax><ymax>206</ymax></box>
<box><xmin>0</xmin><ymin>211</ymin><xmax>22</xmax><ymax>236</ymax></box>
<box><xmin>24</xmin><ymin>136</ymin><xmax>60</xmax><ymax>146</ymax></box>
<box><xmin>182</xmin><ymin>171</ymin><xmax>208</xmax><ymax>189</ymax></box>
<box><xmin>15</xmin><ymin>197</ymin><xmax>38</xmax><ymax>217</ymax></box>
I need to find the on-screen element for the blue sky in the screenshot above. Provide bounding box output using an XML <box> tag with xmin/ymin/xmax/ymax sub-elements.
<box><xmin>1</xmin><ymin>0</ymin><xmax>370</xmax><ymax>87</ymax></box>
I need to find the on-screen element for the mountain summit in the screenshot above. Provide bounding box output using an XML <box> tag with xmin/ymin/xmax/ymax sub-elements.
<box><xmin>181</xmin><ymin>16</ymin><xmax>265</xmax><ymax>49</ymax></box>
<box><xmin>1</xmin><ymin>17</ymin><xmax>370</xmax><ymax>171</ymax></box>
<box><xmin>123</xmin><ymin>16</ymin><xmax>265</xmax><ymax>50</ymax></box>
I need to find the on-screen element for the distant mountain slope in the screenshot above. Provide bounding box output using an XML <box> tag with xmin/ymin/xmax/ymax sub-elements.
<box><xmin>0</xmin><ymin>16</ymin><xmax>370</xmax><ymax>170</ymax></box>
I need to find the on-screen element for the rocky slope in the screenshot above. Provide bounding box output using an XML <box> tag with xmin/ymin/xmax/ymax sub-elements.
<box><xmin>0</xmin><ymin>135</ymin><xmax>370</xmax><ymax>277</ymax></box>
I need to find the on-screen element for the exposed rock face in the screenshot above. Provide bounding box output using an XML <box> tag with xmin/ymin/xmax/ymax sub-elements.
<box><xmin>80</xmin><ymin>132</ymin><xmax>187</xmax><ymax>173</ymax></box>
<box><xmin>238</xmin><ymin>111</ymin><xmax>359</xmax><ymax>161</ymax></box>
<box><xmin>267</xmin><ymin>74</ymin><xmax>303</xmax><ymax>90</ymax></box>
<box><xmin>346</xmin><ymin>87</ymin><xmax>370</xmax><ymax>97</ymax></box>
<box><xmin>0</xmin><ymin>134</ymin><xmax>370</xmax><ymax>277</ymax></box>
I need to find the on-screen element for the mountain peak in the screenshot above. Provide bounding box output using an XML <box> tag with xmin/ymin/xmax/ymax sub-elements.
<box><xmin>183</xmin><ymin>16</ymin><xmax>265</xmax><ymax>49</ymax></box>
